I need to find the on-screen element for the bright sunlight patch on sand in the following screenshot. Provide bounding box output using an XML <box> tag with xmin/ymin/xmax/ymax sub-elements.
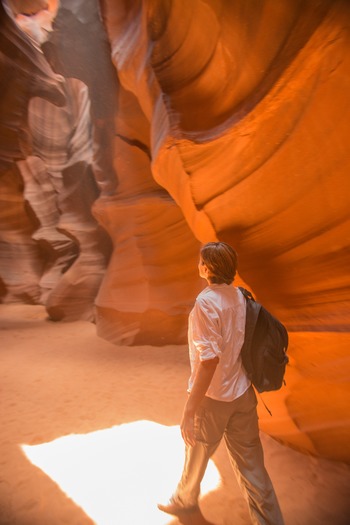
<box><xmin>21</xmin><ymin>420</ymin><xmax>220</xmax><ymax>525</ymax></box>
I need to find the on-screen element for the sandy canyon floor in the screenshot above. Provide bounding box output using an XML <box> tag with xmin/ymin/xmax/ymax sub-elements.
<box><xmin>0</xmin><ymin>304</ymin><xmax>349</xmax><ymax>525</ymax></box>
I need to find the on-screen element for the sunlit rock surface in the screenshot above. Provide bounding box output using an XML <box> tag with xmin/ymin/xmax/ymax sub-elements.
<box><xmin>99</xmin><ymin>0</ymin><xmax>350</xmax><ymax>459</ymax></box>
<box><xmin>0</xmin><ymin>1</ymin><xmax>111</xmax><ymax>321</ymax></box>
<box><xmin>0</xmin><ymin>0</ymin><xmax>202</xmax><ymax>335</ymax></box>
<box><xmin>0</xmin><ymin>0</ymin><xmax>349</xmax><ymax>461</ymax></box>
<box><xmin>0</xmin><ymin>0</ymin><xmax>64</xmax><ymax>304</ymax></box>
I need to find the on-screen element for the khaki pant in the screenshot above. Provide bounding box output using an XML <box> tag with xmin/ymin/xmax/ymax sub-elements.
<box><xmin>173</xmin><ymin>386</ymin><xmax>284</xmax><ymax>525</ymax></box>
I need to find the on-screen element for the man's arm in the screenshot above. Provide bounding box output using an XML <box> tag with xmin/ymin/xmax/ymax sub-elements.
<box><xmin>181</xmin><ymin>357</ymin><xmax>219</xmax><ymax>447</ymax></box>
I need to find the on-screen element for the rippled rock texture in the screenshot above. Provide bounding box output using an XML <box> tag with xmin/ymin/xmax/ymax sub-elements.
<box><xmin>0</xmin><ymin>0</ymin><xmax>203</xmax><ymax>339</ymax></box>
<box><xmin>0</xmin><ymin>0</ymin><xmax>349</xmax><ymax>461</ymax></box>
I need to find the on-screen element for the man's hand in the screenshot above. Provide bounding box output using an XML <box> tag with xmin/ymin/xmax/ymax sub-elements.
<box><xmin>180</xmin><ymin>409</ymin><xmax>196</xmax><ymax>447</ymax></box>
<box><xmin>180</xmin><ymin>356</ymin><xmax>219</xmax><ymax>447</ymax></box>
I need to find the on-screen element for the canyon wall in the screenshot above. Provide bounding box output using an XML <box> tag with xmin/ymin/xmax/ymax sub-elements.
<box><xmin>0</xmin><ymin>0</ymin><xmax>349</xmax><ymax>461</ymax></box>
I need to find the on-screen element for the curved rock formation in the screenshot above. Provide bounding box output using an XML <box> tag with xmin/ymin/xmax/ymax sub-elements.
<box><xmin>97</xmin><ymin>0</ymin><xmax>350</xmax><ymax>460</ymax></box>
<box><xmin>0</xmin><ymin>0</ymin><xmax>203</xmax><ymax>334</ymax></box>
<box><xmin>0</xmin><ymin>1</ymin><xmax>111</xmax><ymax>320</ymax></box>
<box><xmin>0</xmin><ymin>0</ymin><xmax>349</xmax><ymax>461</ymax></box>
<box><xmin>0</xmin><ymin>0</ymin><xmax>64</xmax><ymax>303</ymax></box>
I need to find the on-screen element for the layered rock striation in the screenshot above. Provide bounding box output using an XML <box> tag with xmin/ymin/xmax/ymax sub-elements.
<box><xmin>0</xmin><ymin>0</ymin><xmax>349</xmax><ymax>461</ymax></box>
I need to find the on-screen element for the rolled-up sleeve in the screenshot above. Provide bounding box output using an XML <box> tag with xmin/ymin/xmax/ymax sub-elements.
<box><xmin>191</xmin><ymin>299</ymin><xmax>222</xmax><ymax>361</ymax></box>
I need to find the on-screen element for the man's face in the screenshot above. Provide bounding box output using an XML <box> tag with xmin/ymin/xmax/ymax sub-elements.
<box><xmin>198</xmin><ymin>256</ymin><xmax>208</xmax><ymax>280</ymax></box>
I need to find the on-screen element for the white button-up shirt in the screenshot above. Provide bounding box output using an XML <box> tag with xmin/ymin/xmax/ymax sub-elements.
<box><xmin>188</xmin><ymin>283</ymin><xmax>250</xmax><ymax>402</ymax></box>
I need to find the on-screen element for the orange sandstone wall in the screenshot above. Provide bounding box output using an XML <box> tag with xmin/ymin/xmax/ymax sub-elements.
<box><xmin>0</xmin><ymin>0</ymin><xmax>349</xmax><ymax>461</ymax></box>
<box><xmin>103</xmin><ymin>0</ymin><xmax>350</xmax><ymax>332</ymax></box>
<box><xmin>99</xmin><ymin>0</ymin><xmax>350</xmax><ymax>460</ymax></box>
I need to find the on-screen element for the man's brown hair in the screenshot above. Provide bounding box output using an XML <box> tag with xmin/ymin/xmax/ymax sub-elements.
<box><xmin>200</xmin><ymin>242</ymin><xmax>238</xmax><ymax>285</ymax></box>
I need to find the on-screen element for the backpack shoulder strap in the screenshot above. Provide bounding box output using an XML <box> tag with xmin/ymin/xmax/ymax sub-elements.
<box><xmin>238</xmin><ymin>286</ymin><xmax>255</xmax><ymax>302</ymax></box>
<box><xmin>238</xmin><ymin>287</ymin><xmax>261</xmax><ymax>360</ymax></box>
<box><xmin>238</xmin><ymin>287</ymin><xmax>261</xmax><ymax>328</ymax></box>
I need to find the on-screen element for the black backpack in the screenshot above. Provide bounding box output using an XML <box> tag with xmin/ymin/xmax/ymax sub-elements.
<box><xmin>239</xmin><ymin>287</ymin><xmax>289</xmax><ymax>394</ymax></box>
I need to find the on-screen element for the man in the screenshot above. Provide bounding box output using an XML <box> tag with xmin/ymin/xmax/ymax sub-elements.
<box><xmin>158</xmin><ymin>242</ymin><xmax>284</xmax><ymax>525</ymax></box>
